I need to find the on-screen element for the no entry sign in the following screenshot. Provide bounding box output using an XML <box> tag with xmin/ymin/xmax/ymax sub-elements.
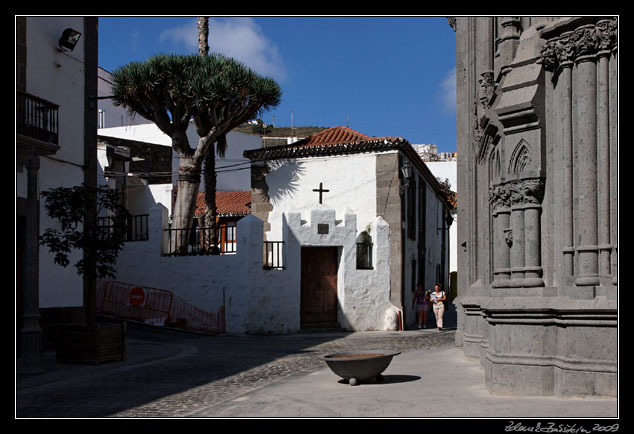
<box><xmin>129</xmin><ymin>287</ymin><xmax>146</xmax><ymax>306</ymax></box>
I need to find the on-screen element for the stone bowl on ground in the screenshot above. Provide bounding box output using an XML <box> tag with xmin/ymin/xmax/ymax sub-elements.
<box><xmin>320</xmin><ymin>350</ymin><xmax>401</xmax><ymax>386</ymax></box>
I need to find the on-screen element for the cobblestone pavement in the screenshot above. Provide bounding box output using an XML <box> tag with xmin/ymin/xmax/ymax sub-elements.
<box><xmin>16</xmin><ymin>319</ymin><xmax>457</xmax><ymax>418</ymax></box>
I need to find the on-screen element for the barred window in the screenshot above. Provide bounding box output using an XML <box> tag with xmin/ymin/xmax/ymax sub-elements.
<box><xmin>356</xmin><ymin>242</ymin><xmax>373</xmax><ymax>269</ymax></box>
<box><xmin>356</xmin><ymin>230</ymin><xmax>373</xmax><ymax>269</ymax></box>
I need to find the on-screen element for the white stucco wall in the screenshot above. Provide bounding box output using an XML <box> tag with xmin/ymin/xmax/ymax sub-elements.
<box><xmin>98</xmin><ymin>123</ymin><xmax>261</xmax><ymax>192</ymax></box>
<box><xmin>258</xmin><ymin>150</ymin><xmax>451</xmax><ymax>331</ymax></box>
<box><xmin>110</xmin><ymin>196</ymin><xmax>449</xmax><ymax>334</ymax></box>
<box><xmin>113</xmin><ymin>206</ymin><xmax>301</xmax><ymax>334</ymax></box>
<box><xmin>259</xmin><ymin>152</ymin><xmax>405</xmax><ymax>331</ymax></box>
<box><xmin>18</xmin><ymin>17</ymin><xmax>89</xmax><ymax>308</ymax></box>
<box><xmin>263</xmin><ymin>153</ymin><xmax>378</xmax><ymax>242</ymax></box>
<box><xmin>113</xmin><ymin>202</ymin><xmax>397</xmax><ymax>334</ymax></box>
<box><xmin>283</xmin><ymin>205</ymin><xmax>396</xmax><ymax>331</ymax></box>
<box><xmin>111</xmin><ymin>149</ymin><xmax>450</xmax><ymax>333</ymax></box>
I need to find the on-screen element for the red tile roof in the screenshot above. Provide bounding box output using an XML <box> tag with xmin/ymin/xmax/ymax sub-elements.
<box><xmin>195</xmin><ymin>190</ymin><xmax>251</xmax><ymax>217</ymax></box>
<box><xmin>293</xmin><ymin>126</ymin><xmax>401</xmax><ymax>147</ymax></box>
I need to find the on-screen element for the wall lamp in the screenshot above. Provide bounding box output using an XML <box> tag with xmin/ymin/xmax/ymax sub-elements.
<box><xmin>58</xmin><ymin>28</ymin><xmax>81</xmax><ymax>52</ymax></box>
<box><xmin>399</xmin><ymin>160</ymin><xmax>412</xmax><ymax>194</ymax></box>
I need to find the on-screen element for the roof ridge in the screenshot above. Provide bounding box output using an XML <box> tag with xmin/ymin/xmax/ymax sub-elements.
<box><xmin>295</xmin><ymin>125</ymin><xmax>402</xmax><ymax>147</ymax></box>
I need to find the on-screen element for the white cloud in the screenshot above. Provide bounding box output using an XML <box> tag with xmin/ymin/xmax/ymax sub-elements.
<box><xmin>159</xmin><ymin>17</ymin><xmax>287</xmax><ymax>82</ymax></box>
<box><xmin>439</xmin><ymin>67</ymin><xmax>456</xmax><ymax>115</ymax></box>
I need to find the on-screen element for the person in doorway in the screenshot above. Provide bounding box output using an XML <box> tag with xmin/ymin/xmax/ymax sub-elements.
<box><xmin>430</xmin><ymin>283</ymin><xmax>447</xmax><ymax>331</ymax></box>
<box><xmin>412</xmin><ymin>283</ymin><xmax>430</xmax><ymax>329</ymax></box>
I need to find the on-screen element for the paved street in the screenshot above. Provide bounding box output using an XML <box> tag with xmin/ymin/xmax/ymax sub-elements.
<box><xmin>16</xmin><ymin>306</ymin><xmax>618</xmax><ymax>420</ymax></box>
<box><xmin>16</xmin><ymin>315</ymin><xmax>456</xmax><ymax>418</ymax></box>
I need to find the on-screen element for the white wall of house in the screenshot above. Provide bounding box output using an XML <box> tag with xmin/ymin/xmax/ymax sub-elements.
<box><xmin>129</xmin><ymin>184</ymin><xmax>173</xmax><ymax>217</ymax></box>
<box><xmin>98</xmin><ymin>124</ymin><xmax>261</xmax><ymax>192</ymax></box>
<box><xmin>16</xmin><ymin>17</ymin><xmax>89</xmax><ymax>308</ymax></box>
<box><xmin>112</xmin><ymin>202</ymin><xmax>398</xmax><ymax>334</ymax></box>
<box><xmin>284</xmin><ymin>205</ymin><xmax>397</xmax><ymax>331</ymax></box>
<box><xmin>113</xmin><ymin>205</ymin><xmax>303</xmax><ymax>334</ymax></box>
<box><xmin>263</xmin><ymin>152</ymin><xmax>378</xmax><ymax>242</ymax></box>
<box><xmin>110</xmin><ymin>147</ymin><xmax>451</xmax><ymax>333</ymax></box>
<box><xmin>257</xmin><ymin>150</ymin><xmax>450</xmax><ymax>331</ymax></box>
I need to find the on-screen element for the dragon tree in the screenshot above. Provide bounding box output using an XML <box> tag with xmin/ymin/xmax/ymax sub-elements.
<box><xmin>110</xmin><ymin>53</ymin><xmax>281</xmax><ymax>250</ymax></box>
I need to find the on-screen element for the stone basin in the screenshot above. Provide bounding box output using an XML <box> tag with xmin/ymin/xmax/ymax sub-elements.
<box><xmin>320</xmin><ymin>350</ymin><xmax>401</xmax><ymax>386</ymax></box>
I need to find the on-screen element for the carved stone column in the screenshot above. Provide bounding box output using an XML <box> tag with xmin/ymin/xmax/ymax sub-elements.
<box><xmin>521</xmin><ymin>178</ymin><xmax>545</xmax><ymax>287</ymax></box>
<box><xmin>508</xmin><ymin>183</ymin><xmax>525</xmax><ymax>287</ymax></box>
<box><xmin>596</xmin><ymin>19</ymin><xmax>615</xmax><ymax>281</ymax></box>
<box><xmin>539</xmin><ymin>17</ymin><xmax>618</xmax><ymax>288</ymax></box>
<box><xmin>504</xmin><ymin>178</ymin><xmax>545</xmax><ymax>288</ymax></box>
<box><xmin>489</xmin><ymin>184</ymin><xmax>511</xmax><ymax>287</ymax></box>
<box><xmin>548</xmin><ymin>37</ymin><xmax>575</xmax><ymax>279</ymax></box>
<box><xmin>573</xmin><ymin>28</ymin><xmax>600</xmax><ymax>287</ymax></box>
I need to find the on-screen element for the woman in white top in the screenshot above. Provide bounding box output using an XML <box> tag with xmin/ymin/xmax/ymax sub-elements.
<box><xmin>430</xmin><ymin>283</ymin><xmax>446</xmax><ymax>331</ymax></box>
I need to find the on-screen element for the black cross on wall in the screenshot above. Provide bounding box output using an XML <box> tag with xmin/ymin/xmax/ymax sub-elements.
<box><xmin>312</xmin><ymin>182</ymin><xmax>330</xmax><ymax>204</ymax></box>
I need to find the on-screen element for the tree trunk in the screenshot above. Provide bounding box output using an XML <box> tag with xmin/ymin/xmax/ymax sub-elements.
<box><xmin>204</xmin><ymin>148</ymin><xmax>219</xmax><ymax>254</ymax></box>
<box><xmin>198</xmin><ymin>17</ymin><xmax>219</xmax><ymax>254</ymax></box>
<box><xmin>171</xmin><ymin>155</ymin><xmax>201</xmax><ymax>254</ymax></box>
<box><xmin>198</xmin><ymin>17</ymin><xmax>209</xmax><ymax>56</ymax></box>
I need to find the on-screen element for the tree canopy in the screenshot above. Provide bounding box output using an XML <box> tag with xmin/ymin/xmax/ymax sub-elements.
<box><xmin>111</xmin><ymin>53</ymin><xmax>282</xmax><ymax>158</ymax></box>
<box><xmin>110</xmin><ymin>53</ymin><xmax>282</xmax><ymax>236</ymax></box>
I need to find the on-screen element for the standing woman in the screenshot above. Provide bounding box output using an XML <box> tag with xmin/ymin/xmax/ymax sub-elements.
<box><xmin>412</xmin><ymin>283</ymin><xmax>430</xmax><ymax>329</ymax></box>
<box><xmin>431</xmin><ymin>283</ymin><xmax>446</xmax><ymax>331</ymax></box>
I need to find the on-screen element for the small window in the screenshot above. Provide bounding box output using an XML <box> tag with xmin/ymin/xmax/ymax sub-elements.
<box><xmin>356</xmin><ymin>242</ymin><xmax>373</xmax><ymax>269</ymax></box>
<box><xmin>356</xmin><ymin>230</ymin><xmax>373</xmax><ymax>269</ymax></box>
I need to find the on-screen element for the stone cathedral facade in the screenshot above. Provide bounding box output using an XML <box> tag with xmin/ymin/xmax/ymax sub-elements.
<box><xmin>450</xmin><ymin>16</ymin><xmax>617</xmax><ymax>397</ymax></box>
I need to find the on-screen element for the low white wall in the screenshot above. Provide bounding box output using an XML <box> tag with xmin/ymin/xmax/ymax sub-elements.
<box><xmin>113</xmin><ymin>205</ymin><xmax>300</xmax><ymax>334</ymax></box>
<box><xmin>113</xmin><ymin>204</ymin><xmax>397</xmax><ymax>334</ymax></box>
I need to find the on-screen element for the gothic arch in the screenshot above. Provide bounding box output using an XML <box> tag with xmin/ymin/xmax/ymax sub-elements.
<box><xmin>508</xmin><ymin>139</ymin><xmax>532</xmax><ymax>174</ymax></box>
<box><xmin>489</xmin><ymin>145</ymin><xmax>501</xmax><ymax>181</ymax></box>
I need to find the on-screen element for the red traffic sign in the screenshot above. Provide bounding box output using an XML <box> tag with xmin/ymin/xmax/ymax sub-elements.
<box><xmin>129</xmin><ymin>287</ymin><xmax>145</xmax><ymax>306</ymax></box>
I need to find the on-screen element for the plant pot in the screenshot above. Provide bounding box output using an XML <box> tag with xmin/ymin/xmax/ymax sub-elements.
<box><xmin>56</xmin><ymin>322</ymin><xmax>126</xmax><ymax>364</ymax></box>
<box><xmin>320</xmin><ymin>350</ymin><xmax>400</xmax><ymax>385</ymax></box>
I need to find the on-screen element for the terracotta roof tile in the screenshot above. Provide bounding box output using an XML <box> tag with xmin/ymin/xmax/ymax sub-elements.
<box><xmin>293</xmin><ymin>126</ymin><xmax>401</xmax><ymax>147</ymax></box>
<box><xmin>195</xmin><ymin>190</ymin><xmax>251</xmax><ymax>217</ymax></box>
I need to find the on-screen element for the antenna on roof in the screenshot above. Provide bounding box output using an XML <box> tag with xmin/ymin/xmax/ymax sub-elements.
<box><xmin>347</xmin><ymin>114</ymin><xmax>349</xmax><ymax>128</ymax></box>
<box><xmin>290</xmin><ymin>108</ymin><xmax>294</xmax><ymax>138</ymax></box>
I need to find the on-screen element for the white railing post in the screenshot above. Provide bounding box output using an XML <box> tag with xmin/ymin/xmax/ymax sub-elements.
<box><xmin>149</xmin><ymin>204</ymin><xmax>169</xmax><ymax>255</ymax></box>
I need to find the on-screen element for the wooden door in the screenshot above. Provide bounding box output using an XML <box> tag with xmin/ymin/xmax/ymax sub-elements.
<box><xmin>300</xmin><ymin>247</ymin><xmax>339</xmax><ymax>328</ymax></box>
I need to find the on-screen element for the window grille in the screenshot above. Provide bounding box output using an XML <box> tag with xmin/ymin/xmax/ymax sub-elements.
<box><xmin>356</xmin><ymin>242</ymin><xmax>373</xmax><ymax>269</ymax></box>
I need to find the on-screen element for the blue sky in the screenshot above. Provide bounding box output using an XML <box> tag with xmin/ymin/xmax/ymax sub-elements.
<box><xmin>98</xmin><ymin>16</ymin><xmax>457</xmax><ymax>153</ymax></box>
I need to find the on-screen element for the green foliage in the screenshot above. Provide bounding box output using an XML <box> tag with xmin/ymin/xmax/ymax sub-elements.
<box><xmin>39</xmin><ymin>184</ymin><xmax>130</xmax><ymax>280</ymax></box>
<box><xmin>110</xmin><ymin>53</ymin><xmax>282</xmax><ymax>142</ymax></box>
<box><xmin>110</xmin><ymin>52</ymin><xmax>282</xmax><ymax>233</ymax></box>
